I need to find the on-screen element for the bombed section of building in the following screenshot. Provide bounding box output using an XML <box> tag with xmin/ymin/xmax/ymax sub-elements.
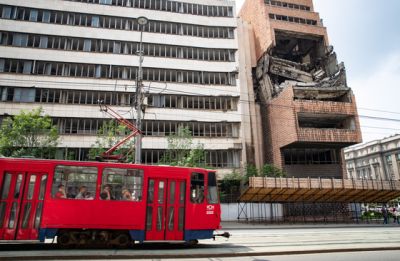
<box><xmin>255</xmin><ymin>31</ymin><xmax>348</xmax><ymax>103</ymax></box>
<box><xmin>240</xmin><ymin>0</ymin><xmax>362</xmax><ymax>179</ymax></box>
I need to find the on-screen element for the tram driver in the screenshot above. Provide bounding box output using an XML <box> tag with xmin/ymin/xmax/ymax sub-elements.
<box><xmin>191</xmin><ymin>185</ymin><xmax>204</xmax><ymax>203</ymax></box>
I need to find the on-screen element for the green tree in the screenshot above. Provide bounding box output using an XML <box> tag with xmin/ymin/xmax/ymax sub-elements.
<box><xmin>160</xmin><ymin>126</ymin><xmax>206</xmax><ymax>167</ymax></box>
<box><xmin>88</xmin><ymin>120</ymin><xmax>135</xmax><ymax>162</ymax></box>
<box><xmin>244</xmin><ymin>164</ymin><xmax>259</xmax><ymax>180</ymax></box>
<box><xmin>0</xmin><ymin>107</ymin><xmax>59</xmax><ymax>158</ymax></box>
<box><xmin>219</xmin><ymin>170</ymin><xmax>243</xmax><ymax>203</ymax></box>
<box><xmin>260</xmin><ymin>164</ymin><xmax>286</xmax><ymax>178</ymax></box>
<box><xmin>243</xmin><ymin>163</ymin><xmax>286</xmax><ymax>182</ymax></box>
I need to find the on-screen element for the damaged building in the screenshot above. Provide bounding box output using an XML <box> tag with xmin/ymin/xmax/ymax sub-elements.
<box><xmin>239</xmin><ymin>0</ymin><xmax>362</xmax><ymax>178</ymax></box>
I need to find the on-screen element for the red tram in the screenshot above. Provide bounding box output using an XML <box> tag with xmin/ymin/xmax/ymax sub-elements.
<box><xmin>0</xmin><ymin>158</ymin><xmax>223</xmax><ymax>246</ymax></box>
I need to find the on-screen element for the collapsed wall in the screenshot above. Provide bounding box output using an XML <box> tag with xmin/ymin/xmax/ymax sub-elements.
<box><xmin>255</xmin><ymin>30</ymin><xmax>348</xmax><ymax>102</ymax></box>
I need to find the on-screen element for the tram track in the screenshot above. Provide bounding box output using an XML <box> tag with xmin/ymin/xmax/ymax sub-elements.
<box><xmin>2</xmin><ymin>226</ymin><xmax>400</xmax><ymax>260</ymax></box>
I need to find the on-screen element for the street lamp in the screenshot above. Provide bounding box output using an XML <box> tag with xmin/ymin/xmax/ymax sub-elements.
<box><xmin>134</xmin><ymin>16</ymin><xmax>148</xmax><ymax>164</ymax></box>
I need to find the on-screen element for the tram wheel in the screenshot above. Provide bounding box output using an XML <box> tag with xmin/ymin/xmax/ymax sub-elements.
<box><xmin>57</xmin><ymin>232</ymin><xmax>73</xmax><ymax>247</ymax></box>
<box><xmin>110</xmin><ymin>232</ymin><xmax>131</xmax><ymax>247</ymax></box>
<box><xmin>116</xmin><ymin>233</ymin><xmax>130</xmax><ymax>247</ymax></box>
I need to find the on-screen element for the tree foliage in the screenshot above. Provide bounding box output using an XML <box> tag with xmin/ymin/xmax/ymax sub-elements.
<box><xmin>260</xmin><ymin>164</ymin><xmax>286</xmax><ymax>178</ymax></box>
<box><xmin>244</xmin><ymin>164</ymin><xmax>286</xmax><ymax>181</ymax></box>
<box><xmin>159</xmin><ymin>126</ymin><xmax>206</xmax><ymax>167</ymax></box>
<box><xmin>88</xmin><ymin>120</ymin><xmax>135</xmax><ymax>162</ymax></box>
<box><xmin>0</xmin><ymin>107</ymin><xmax>59</xmax><ymax>158</ymax></box>
<box><xmin>245</xmin><ymin>164</ymin><xmax>259</xmax><ymax>179</ymax></box>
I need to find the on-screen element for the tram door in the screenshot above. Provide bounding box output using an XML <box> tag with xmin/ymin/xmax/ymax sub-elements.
<box><xmin>0</xmin><ymin>172</ymin><xmax>48</xmax><ymax>240</ymax></box>
<box><xmin>146</xmin><ymin>178</ymin><xmax>186</xmax><ymax>241</ymax></box>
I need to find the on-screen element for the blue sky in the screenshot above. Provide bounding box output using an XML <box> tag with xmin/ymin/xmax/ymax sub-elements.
<box><xmin>236</xmin><ymin>0</ymin><xmax>400</xmax><ymax>142</ymax></box>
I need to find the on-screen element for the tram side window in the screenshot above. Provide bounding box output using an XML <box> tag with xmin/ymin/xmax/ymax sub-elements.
<box><xmin>190</xmin><ymin>173</ymin><xmax>204</xmax><ymax>204</ymax></box>
<box><xmin>207</xmin><ymin>172</ymin><xmax>219</xmax><ymax>204</ymax></box>
<box><xmin>52</xmin><ymin>166</ymin><xmax>98</xmax><ymax>200</ymax></box>
<box><xmin>101</xmin><ymin>168</ymin><xmax>144</xmax><ymax>201</ymax></box>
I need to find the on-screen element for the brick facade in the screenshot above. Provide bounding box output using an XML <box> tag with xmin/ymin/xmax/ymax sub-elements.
<box><xmin>240</xmin><ymin>0</ymin><xmax>329</xmax><ymax>60</ymax></box>
<box><xmin>266</xmin><ymin>86</ymin><xmax>361</xmax><ymax>172</ymax></box>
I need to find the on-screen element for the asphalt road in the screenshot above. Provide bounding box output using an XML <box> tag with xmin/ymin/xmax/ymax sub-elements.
<box><xmin>1</xmin><ymin>226</ymin><xmax>400</xmax><ymax>260</ymax></box>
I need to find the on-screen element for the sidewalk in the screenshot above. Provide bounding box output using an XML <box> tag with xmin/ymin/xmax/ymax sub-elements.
<box><xmin>220</xmin><ymin>221</ymin><xmax>400</xmax><ymax>230</ymax></box>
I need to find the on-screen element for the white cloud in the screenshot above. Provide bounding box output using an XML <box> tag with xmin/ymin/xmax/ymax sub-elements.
<box><xmin>351</xmin><ymin>51</ymin><xmax>400</xmax><ymax>142</ymax></box>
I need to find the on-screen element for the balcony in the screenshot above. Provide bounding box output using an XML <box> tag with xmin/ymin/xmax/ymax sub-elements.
<box><xmin>298</xmin><ymin>128</ymin><xmax>361</xmax><ymax>145</ymax></box>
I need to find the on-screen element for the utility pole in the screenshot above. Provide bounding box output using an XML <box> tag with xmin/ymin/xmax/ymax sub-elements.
<box><xmin>134</xmin><ymin>16</ymin><xmax>148</xmax><ymax>164</ymax></box>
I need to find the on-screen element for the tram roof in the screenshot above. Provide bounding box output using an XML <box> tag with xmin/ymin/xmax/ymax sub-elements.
<box><xmin>239</xmin><ymin>177</ymin><xmax>400</xmax><ymax>203</ymax></box>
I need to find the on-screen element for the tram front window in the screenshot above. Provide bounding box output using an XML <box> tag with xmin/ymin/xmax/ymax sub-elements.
<box><xmin>207</xmin><ymin>172</ymin><xmax>219</xmax><ymax>204</ymax></box>
<box><xmin>190</xmin><ymin>173</ymin><xmax>204</xmax><ymax>204</ymax></box>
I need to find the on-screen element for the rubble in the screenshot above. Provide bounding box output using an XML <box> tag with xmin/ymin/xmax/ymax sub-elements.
<box><xmin>254</xmin><ymin>31</ymin><xmax>348</xmax><ymax>101</ymax></box>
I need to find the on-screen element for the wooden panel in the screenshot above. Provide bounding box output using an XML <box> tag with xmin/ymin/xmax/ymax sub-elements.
<box><xmin>241</xmin><ymin>178</ymin><xmax>400</xmax><ymax>203</ymax></box>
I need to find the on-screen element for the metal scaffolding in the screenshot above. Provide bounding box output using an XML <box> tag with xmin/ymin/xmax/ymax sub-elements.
<box><xmin>236</xmin><ymin>177</ymin><xmax>400</xmax><ymax>224</ymax></box>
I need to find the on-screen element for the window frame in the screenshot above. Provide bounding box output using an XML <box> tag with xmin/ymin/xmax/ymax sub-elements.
<box><xmin>51</xmin><ymin>165</ymin><xmax>98</xmax><ymax>200</ymax></box>
<box><xmin>190</xmin><ymin>172</ymin><xmax>205</xmax><ymax>204</ymax></box>
<box><xmin>207</xmin><ymin>172</ymin><xmax>219</xmax><ymax>204</ymax></box>
<box><xmin>101</xmin><ymin>167</ymin><xmax>144</xmax><ymax>201</ymax></box>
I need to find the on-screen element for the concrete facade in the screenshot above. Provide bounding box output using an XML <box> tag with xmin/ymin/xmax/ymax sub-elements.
<box><xmin>0</xmin><ymin>0</ymin><xmax>243</xmax><ymax>176</ymax></box>
<box><xmin>239</xmin><ymin>0</ymin><xmax>362</xmax><ymax>178</ymax></box>
<box><xmin>345</xmin><ymin>134</ymin><xmax>400</xmax><ymax>181</ymax></box>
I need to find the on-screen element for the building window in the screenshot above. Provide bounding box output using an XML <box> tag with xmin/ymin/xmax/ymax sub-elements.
<box><xmin>283</xmin><ymin>148</ymin><xmax>340</xmax><ymax>165</ymax></box>
<box><xmin>91</xmin><ymin>16</ymin><xmax>99</xmax><ymax>27</ymax></box>
<box><xmin>65</xmin><ymin>0</ymin><xmax>234</xmax><ymax>18</ymax></box>
<box><xmin>29</xmin><ymin>9</ymin><xmax>38</xmax><ymax>22</ymax></box>
<box><xmin>12</xmin><ymin>87</ymin><xmax>35</xmax><ymax>102</ymax></box>
<box><xmin>0</xmin><ymin>5</ymin><xmax>234</xmax><ymax>39</ymax></box>
<box><xmin>39</xmin><ymin>36</ymin><xmax>48</xmax><ymax>48</ymax></box>
<box><xmin>99</xmin><ymin>0</ymin><xmax>112</xmax><ymax>5</ymax></box>
<box><xmin>42</xmin><ymin>10</ymin><xmax>50</xmax><ymax>23</ymax></box>
<box><xmin>373</xmin><ymin>164</ymin><xmax>381</xmax><ymax>180</ymax></box>
<box><xmin>12</xmin><ymin>33</ymin><xmax>28</xmax><ymax>47</ymax></box>
<box><xmin>1</xmin><ymin>6</ymin><xmax>12</xmax><ymax>19</ymax></box>
<box><xmin>264</xmin><ymin>0</ymin><xmax>311</xmax><ymax>11</ymax></box>
<box><xmin>83</xmin><ymin>39</ymin><xmax>91</xmax><ymax>52</ymax></box>
<box><xmin>269</xmin><ymin>13</ymin><xmax>317</xmax><ymax>25</ymax></box>
<box><xmin>356</xmin><ymin>169</ymin><xmax>361</xmax><ymax>179</ymax></box>
<box><xmin>1</xmin><ymin>58</ymin><xmax>236</xmax><ymax>86</ymax></box>
<box><xmin>5</xmin><ymin>87</ymin><xmax>239</xmax><ymax>111</ymax></box>
<box><xmin>53</xmin><ymin>117</ymin><xmax>240</xmax><ymax>138</ymax></box>
<box><xmin>348</xmin><ymin>169</ymin><xmax>353</xmax><ymax>179</ymax></box>
<box><xmin>140</xmin><ymin>149</ymin><xmax>240</xmax><ymax>168</ymax></box>
<box><xmin>0</xmin><ymin>31</ymin><xmax>236</xmax><ymax>61</ymax></box>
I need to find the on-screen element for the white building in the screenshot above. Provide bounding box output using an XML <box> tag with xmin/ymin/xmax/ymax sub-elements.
<box><xmin>0</xmin><ymin>0</ymin><xmax>249</xmax><ymax>176</ymax></box>
<box><xmin>344</xmin><ymin>134</ymin><xmax>400</xmax><ymax>181</ymax></box>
